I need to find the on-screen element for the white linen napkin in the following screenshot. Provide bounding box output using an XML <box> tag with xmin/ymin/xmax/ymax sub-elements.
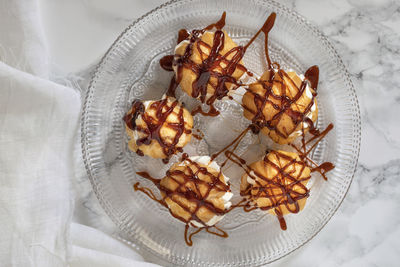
<box><xmin>0</xmin><ymin>0</ymin><xmax>160</xmax><ymax>266</ymax></box>
<box><xmin>0</xmin><ymin>60</ymin><xmax>78</xmax><ymax>267</ymax></box>
<box><xmin>70</xmin><ymin>223</ymin><xmax>158</xmax><ymax>267</ymax></box>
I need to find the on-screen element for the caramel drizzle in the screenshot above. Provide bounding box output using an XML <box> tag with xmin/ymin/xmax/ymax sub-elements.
<box><xmin>223</xmin><ymin>124</ymin><xmax>334</xmax><ymax>229</ymax></box>
<box><xmin>291</xmin><ymin>123</ymin><xmax>335</xmax><ymax>180</ymax></box>
<box><xmin>245</xmin><ymin>66</ymin><xmax>319</xmax><ymax>138</ymax></box>
<box><xmin>132</xmin><ymin>124</ymin><xmax>250</xmax><ymax>247</ymax></box>
<box><xmin>133</xmin><ymin>11</ymin><xmax>336</xmax><ymax>239</ymax></box>
<box><xmin>134</xmin><ymin>153</ymin><xmax>230</xmax><ymax>246</ymax></box>
<box><xmin>192</xmin><ymin>128</ymin><xmax>205</xmax><ymax>140</ymax></box>
<box><xmin>238</xmin><ymin>12</ymin><xmax>321</xmax><ymax>139</ymax></box>
<box><xmin>225</xmin><ymin>150</ymin><xmax>310</xmax><ymax>229</ymax></box>
<box><xmin>235</xmin><ymin>12</ymin><xmax>334</xmax><ymax>223</ymax></box>
<box><xmin>123</xmin><ymin>98</ymin><xmax>190</xmax><ymax>162</ymax></box>
<box><xmin>214</xmin><ymin>11</ymin><xmax>333</xmax><ymax>228</ymax></box>
<box><xmin>160</xmin><ymin>12</ymin><xmax>277</xmax><ymax>117</ymax></box>
<box><xmin>223</xmin><ymin>118</ymin><xmax>334</xmax><ymax>229</ymax></box>
<box><xmin>191</xmin><ymin>104</ymin><xmax>220</xmax><ymax>117</ymax></box>
<box><xmin>184</xmin><ymin>224</ymin><xmax>228</xmax><ymax>246</ymax></box>
<box><xmin>224</xmin><ymin>120</ymin><xmax>334</xmax><ymax>229</ymax></box>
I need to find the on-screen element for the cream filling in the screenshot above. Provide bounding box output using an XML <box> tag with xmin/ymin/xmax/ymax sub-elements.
<box><xmin>246</xmin><ymin>170</ymin><xmax>256</xmax><ymax>185</ymax></box>
<box><xmin>189</xmin><ymin>155</ymin><xmax>221</xmax><ymax>172</ymax></box>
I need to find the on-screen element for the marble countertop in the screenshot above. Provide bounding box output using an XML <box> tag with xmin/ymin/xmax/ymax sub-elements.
<box><xmin>38</xmin><ymin>0</ymin><xmax>400</xmax><ymax>266</ymax></box>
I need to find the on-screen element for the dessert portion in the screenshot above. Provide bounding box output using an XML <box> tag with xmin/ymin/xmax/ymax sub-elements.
<box><xmin>160</xmin><ymin>12</ymin><xmax>253</xmax><ymax>116</ymax></box>
<box><xmin>159</xmin><ymin>155</ymin><xmax>233</xmax><ymax>228</ymax></box>
<box><xmin>123</xmin><ymin>95</ymin><xmax>193</xmax><ymax>161</ymax></box>
<box><xmin>172</xmin><ymin>27</ymin><xmax>245</xmax><ymax>105</ymax></box>
<box><xmin>240</xmin><ymin>150</ymin><xmax>311</xmax><ymax>229</ymax></box>
<box><xmin>242</xmin><ymin>67</ymin><xmax>319</xmax><ymax>144</ymax></box>
<box><xmin>134</xmin><ymin>154</ymin><xmax>233</xmax><ymax>245</ymax></box>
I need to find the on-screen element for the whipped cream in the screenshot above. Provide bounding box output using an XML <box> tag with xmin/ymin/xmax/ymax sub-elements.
<box><xmin>247</xmin><ymin>170</ymin><xmax>257</xmax><ymax>185</ymax></box>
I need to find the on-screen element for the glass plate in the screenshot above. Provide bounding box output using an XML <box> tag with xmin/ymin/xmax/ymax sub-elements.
<box><xmin>81</xmin><ymin>0</ymin><xmax>361</xmax><ymax>266</ymax></box>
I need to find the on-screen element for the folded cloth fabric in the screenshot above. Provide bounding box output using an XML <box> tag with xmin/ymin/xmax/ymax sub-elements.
<box><xmin>70</xmin><ymin>223</ymin><xmax>159</xmax><ymax>267</ymax></box>
<box><xmin>0</xmin><ymin>0</ymin><xmax>160</xmax><ymax>266</ymax></box>
<box><xmin>0</xmin><ymin>61</ymin><xmax>79</xmax><ymax>267</ymax></box>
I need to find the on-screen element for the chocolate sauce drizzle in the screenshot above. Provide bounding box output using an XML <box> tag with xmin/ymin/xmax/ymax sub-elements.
<box><xmin>229</xmin><ymin>11</ymin><xmax>333</xmax><ymax>228</ymax></box>
<box><xmin>225</xmin><ymin>150</ymin><xmax>311</xmax><ymax>230</ymax></box>
<box><xmin>208</xmin><ymin>12</ymin><xmax>333</xmax><ymax>229</ymax></box>
<box><xmin>291</xmin><ymin>123</ymin><xmax>335</xmax><ymax>180</ymax></box>
<box><xmin>134</xmin><ymin>153</ymin><xmax>230</xmax><ymax>246</ymax></box>
<box><xmin>132</xmin><ymin>11</ymin><xmax>336</xmax><ymax>243</ymax></box>
<box><xmin>123</xmin><ymin>97</ymin><xmax>190</xmax><ymax>162</ymax></box>
<box><xmin>192</xmin><ymin>129</ymin><xmax>205</xmax><ymax>140</ymax></box>
<box><xmin>242</xmin><ymin>11</ymin><xmax>319</xmax><ymax>140</ymax></box>
<box><xmin>244</xmin><ymin>65</ymin><xmax>319</xmax><ymax>139</ymax></box>
<box><xmin>221</xmin><ymin>115</ymin><xmax>335</xmax><ymax>229</ymax></box>
<box><xmin>222</xmin><ymin>11</ymin><xmax>320</xmax><ymax>142</ymax></box>
<box><xmin>160</xmin><ymin>12</ymin><xmax>276</xmax><ymax>117</ymax></box>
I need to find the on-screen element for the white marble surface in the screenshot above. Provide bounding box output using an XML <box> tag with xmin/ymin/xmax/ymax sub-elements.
<box><xmin>38</xmin><ymin>0</ymin><xmax>400</xmax><ymax>266</ymax></box>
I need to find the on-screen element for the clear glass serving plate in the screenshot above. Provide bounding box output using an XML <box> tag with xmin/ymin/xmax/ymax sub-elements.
<box><xmin>81</xmin><ymin>0</ymin><xmax>361</xmax><ymax>266</ymax></box>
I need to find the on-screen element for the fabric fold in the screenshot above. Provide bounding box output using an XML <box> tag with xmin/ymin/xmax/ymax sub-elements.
<box><xmin>0</xmin><ymin>0</ymin><xmax>49</xmax><ymax>78</ymax></box>
<box><xmin>0</xmin><ymin>0</ymin><xmax>160</xmax><ymax>265</ymax></box>
<box><xmin>0</xmin><ymin>62</ymin><xmax>81</xmax><ymax>267</ymax></box>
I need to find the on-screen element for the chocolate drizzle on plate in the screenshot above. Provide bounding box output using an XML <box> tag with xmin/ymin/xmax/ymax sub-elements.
<box><xmin>159</xmin><ymin>55</ymin><xmax>174</xmax><ymax>71</ymax></box>
<box><xmin>291</xmin><ymin>123</ymin><xmax>335</xmax><ymax>180</ymax></box>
